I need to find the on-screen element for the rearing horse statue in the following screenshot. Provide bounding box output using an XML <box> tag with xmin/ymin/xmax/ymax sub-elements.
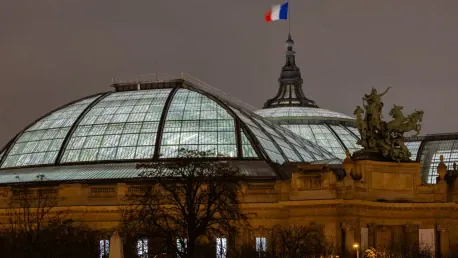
<box><xmin>386</xmin><ymin>104</ymin><xmax>405</xmax><ymax>131</ymax></box>
<box><xmin>387</xmin><ymin>105</ymin><xmax>423</xmax><ymax>136</ymax></box>
<box><xmin>403</xmin><ymin>110</ymin><xmax>424</xmax><ymax>136</ymax></box>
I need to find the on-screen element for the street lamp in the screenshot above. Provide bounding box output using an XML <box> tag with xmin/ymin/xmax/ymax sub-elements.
<box><xmin>353</xmin><ymin>243</ymin><xmax>360</xmax><ymax>258</ymax></box>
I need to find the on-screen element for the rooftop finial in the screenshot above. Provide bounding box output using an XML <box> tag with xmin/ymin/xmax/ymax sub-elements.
<box><xmin>262</xmin><ymin>34</ymin><xmax>319</xmax><ymax>109</ymax></box>
<box><xmin>286</xmin><ymin>33</ymin><xmax>294</xmax><ymax>50</ymax></box>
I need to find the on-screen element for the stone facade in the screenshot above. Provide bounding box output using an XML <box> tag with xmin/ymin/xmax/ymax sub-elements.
<box><xmin>1</xmin><ymin>157</ymin><xmax>458</xmax><ymax>257</ymax></box>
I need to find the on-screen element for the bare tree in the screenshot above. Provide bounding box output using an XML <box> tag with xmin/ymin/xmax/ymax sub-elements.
<box><xmin>230</xmin><ymin>225</ymin><xmax>335</xmax><ymax>258</ymax></box>
<box><xmin>269</xmin><ymin>225</ymin><xmax>335</xmax><ymax>258</ymax></box>
<box><xmin>0</xmin><ymin>175</ymin><xmax>101</xmax><ymax>258</ymax></box>
<box><xmin>122</xmin><ymin>149</ymin><xmax>250</xmax><ymax>258</ymax></box>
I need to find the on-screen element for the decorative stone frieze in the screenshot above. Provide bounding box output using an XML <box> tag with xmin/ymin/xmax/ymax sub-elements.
<box><xmin>368</xmin><ymin>223</ymin><xmax>377</xmax><ymax>233</ymax></box>
<box><xmin>341</xmin><ymin>221</ymin><xmax>357</xmax><ymax>232</ymax></box>
<box><xmin>404</xmin><ymin>224</ymin><xmax>418</xmax><ymax>233</ymax></box>
<box><xmin>437</xmin><ymin>223</ymin><xmax>450</xmax><ymax>233</ymax></box>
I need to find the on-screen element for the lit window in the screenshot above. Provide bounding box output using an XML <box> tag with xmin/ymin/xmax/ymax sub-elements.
<box><xmin>256</xmin><ymin>237</ymin><xmax>267</xmax><ymax>253</ymax></box>
<box><xmin>137</xmin><ymin>237</ymin><xmax>148</xmax><ymax>257</ymax></box>
<box><xmin>177</xmin><ymin>238</ymin><xmax>187</xmax><ymax>253</ymax></box>
<box><xmin>216</xmin><ymin>237</ymin><xmax>227</xmax><ymax>258</ymax></box>
<box><xmin>99</xmin><ymin>239</ymin><xmax>109</xmax><ymax>258</ymax></box>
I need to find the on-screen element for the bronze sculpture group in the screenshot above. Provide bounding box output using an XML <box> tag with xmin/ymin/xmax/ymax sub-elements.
<box><xmin>353</xmin><ymin>87</ymin><xmax>424</xmax><ymax>162</ymax></box>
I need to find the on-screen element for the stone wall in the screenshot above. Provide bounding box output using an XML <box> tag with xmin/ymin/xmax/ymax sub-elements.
<box><xmin>1</xmin><ymin>159</ymin><xmax>458</xmax><ymax>256</ymax></box>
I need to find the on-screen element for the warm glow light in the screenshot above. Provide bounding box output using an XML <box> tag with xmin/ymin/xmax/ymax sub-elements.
<box><xmin>353</xmin><ymin>243</ymin><xmax>359</xmax><ymax>249</ymax></box>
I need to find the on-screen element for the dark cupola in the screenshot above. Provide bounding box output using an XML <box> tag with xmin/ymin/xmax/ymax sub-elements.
<box><xmin>263</xmin><ymin>34</ymin><xmax>319</xmax><ymax>109</ymax></box>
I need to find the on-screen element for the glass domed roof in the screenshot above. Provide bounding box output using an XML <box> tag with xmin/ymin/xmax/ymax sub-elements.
<box><xmin>255</xmin><ymin>107</ymin><xmax>361</xmax><ymax>159</ymax></box>
<box><xmin>0</xmin><ymin>78</ymin><xmax>337</xmax><ymax>170</ymax></box>
<box><xmin>255</xmin><ymin>107</ymin><xmax>354</xmax><ymax>122</ymax></box>
<box><xmin>406</xmin><ymin>133</ymin><xmax>458</xmax><ymax>184</ymax></box>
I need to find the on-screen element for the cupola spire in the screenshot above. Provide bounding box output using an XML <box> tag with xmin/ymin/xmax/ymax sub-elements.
<box><xmin>263</xmin><ymin>34</ymin><xmax>318</xmax><ymax>109</ymax></box>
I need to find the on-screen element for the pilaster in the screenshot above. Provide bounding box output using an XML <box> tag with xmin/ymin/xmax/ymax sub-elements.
<box><xmin>342</xmin><ymin>221</ymin><xmax>357</xmax><ymax>252</ymax></box>
<box><xmin>437</xmin><ymin>223</ymin><xmax>450</xmax><ymax>257</ymax></box>
<box><xmin>109</xmin><ymin>231</ymin><xmax>123</xmax><ymax>258</ymax></box>
<box><xmin>368</xmin><ymin>223</ymin><xmax>377</xmax><ymax>248</ymax></box>
<box><xmin>405</xmin><ymin>224</ymin><xmax>419</xmax><ymax>249</ymax></box>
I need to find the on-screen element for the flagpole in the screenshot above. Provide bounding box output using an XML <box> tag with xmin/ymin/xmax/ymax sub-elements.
<box><xmin>288</xmin><ymin>0</ymin><xmax>291</xmax><ymax>35</ymax></box>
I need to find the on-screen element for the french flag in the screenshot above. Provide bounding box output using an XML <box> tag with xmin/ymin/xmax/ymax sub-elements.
<box><xmin>265</xmin><ymin>2</ymin><xmax>289</xmax><ymax>22</ymax></box>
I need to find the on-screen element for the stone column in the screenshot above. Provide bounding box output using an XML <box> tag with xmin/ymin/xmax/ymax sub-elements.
<box><xmin>368</xmin><ymin>224</ymin><xmax>377</xmax><ymax>249</ymax></box>
<box><xmin>324</xmin><ymin>222</ymin><xmax>338</xmax><ymax>248</ymax></box>
<box><xmin>405</xmin><ymin>224</ymin><xmax>418</xmax><ymax>250</ymax></box>
<box><xmin>437</xmin><ymin>224</ymin><xmax>450</xmax><ymax>258</ymax></box>
<box><xmin>375</xmin><ymin>226</ymin><xmax>392</xmax><ymax>251</ymax></box>
<box><xmin>342</xmin><ymin>221</ymin><xmax>357</xmax><ymax>253</ymax></box>
<box><xmin>109</xmin><ymin>231</ymin><xmax>124</xmax><ymax>258</ymax></box>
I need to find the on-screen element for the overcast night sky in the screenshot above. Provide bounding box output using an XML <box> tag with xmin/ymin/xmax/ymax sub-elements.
<box><xmin>1</xmin><ymin>0</ymin><xmax>457</xmax><ymax>148</ymax></box>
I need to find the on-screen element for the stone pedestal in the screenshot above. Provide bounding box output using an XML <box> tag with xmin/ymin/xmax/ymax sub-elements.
<box><xmin>352</xmin><ymin>149</ymin><xmax>387</xmax><ymax>162</ymax></box>
<box><xmin>341</xmin><ymin>159</ymin><xmax>422</xmax><ymax>202</ymax></box>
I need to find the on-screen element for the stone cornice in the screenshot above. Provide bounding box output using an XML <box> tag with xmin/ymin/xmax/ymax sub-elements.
<box><xmin>279</xmin><ymin>199</ymin><xmax>458</xmax><ymax>210</ymax></box>
<box><xmin>2</xmin><ymin>199</ymin><xmax>458</xmax><ymax>218</ymax></box>
<box><xmin>3</xmin><ymin>199</ymin><xmax>458</xmax><ymax>215</ymax></box>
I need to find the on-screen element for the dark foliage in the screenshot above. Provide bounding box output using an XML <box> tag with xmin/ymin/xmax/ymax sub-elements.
<box><xmin>0</xmin><ymin>182</ymin><xmax>102</xmax><ymax>258</ymax></box>
<box><xmin>364</xmin><ymin>243</ymin><xmax>433</xmax><ymax>258</ymax></box>
<box><xmin>231</xmin><ymin>225</ymin><xmax>336</xmax><ymax>258</ymax></box>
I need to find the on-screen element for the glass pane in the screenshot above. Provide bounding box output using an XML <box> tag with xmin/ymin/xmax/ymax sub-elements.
<box><xmin>256</xmin><ymin>237</ymin><xmax>267</xmax><ymax>252</ymax></box>
<box><xmin>231</xmin><ymin>109</ymin><xmax>285</xmax><ymax>164</ymax></box>
<box><xmin>255</xmin><ymin>106</ymin><xmax>354</xmax><ymax>120</ymax></box>
<box><xmin>418</xmin><ymin>140</ymin><xmax>458</xmax><ymax>184</ymax></box>
<box><xmin>405</xmin><ymin>141</ymin><xmax>422</xmax><ymax>161</ymax></box>
<box><xmin>252</xmin><ymin>117</ymin><xmax>302</xmax><ymax>162</ymax></box>
<box><xmin>61</xmin><ymin>89</ymin><xmax>171</xmax><ymax>163</ymax></box>
<box><xmin>329</xmin><ymin>125</ymin><xmax>362</xmax><ymax>156</ymax></box>
<box><xmin>216</xmin><ymin>237</ymin><xmax>227</xmax><ymax>258</ymax></box>
<box><xmin>241</xmin><ymin>130</ymin><xmax>258</xmax><ymax>158</ymax></box>
<box><xmin>2</xmin><ymin>95</ymin><xmax>99</xmax><ymax>168</ymax></box>
<box><xmin>284</xmin><ymin>124</ymin><xmax>345</xmax><ymax>159</ymax></box>
<box><xmin>159</xmin><ymin>89</ymin><xmax>237</xmax><ymax>158</ymax></box>
<box><xmin>99</xmin><ymin>239</ymin><xmax>109</xmax><ymax>258</ymax></box>
<box><xmin>176</xmin><ymin>238</ymin><xmax>187</xmax><ymax>253</ymax></box>
<box><xmin>137</xmin><ymin>238</ymin><xmax>148</xmax><ymax>257</ymax></box>
<box><xmin>232</xmin><ymin>107</ymin><xmax>336</xmax><ymax>163</ymax></box>
<box><xmin>347</xmin><ymin>127</ymin><xmax>361</xmax><ymax>138</ymax></box>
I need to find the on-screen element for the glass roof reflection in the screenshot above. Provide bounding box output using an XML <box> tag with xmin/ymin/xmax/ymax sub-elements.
<box><xmin>231</xmin><ymin>108</ymin><xmax>286</xmax><ymax>164</ymax></box>
<box><xmin>254</xmin><ymin>122</ymin><xmax>361</xmax><ymax>160</ymax></box>
<box><xmin>160</xmin><ymin>89</ymin><xmax>237</xmax><ymax>158</ymax></box>
<box><xmin>61</xmin><ymin>89</ymin><xmax>171</xmax><ymax>162</ymax></box>
<box><xmin>2</xmin><ymin>95</ymin><xmax>100</xmax><ymax>168</ymax></box>
<box><xmin>405</xmin><ymin>141</ymin><xmax>422</xmax><ymax>161</ymax></box>
<box><xmin>240</xmin><ymin>129</ymin><xmax>258</xmax><ymax>158</ymax></box>
<box><xmin>0</xmin><ymin>83</ymin><xmax>339</xmax><ymax>169</ymax></box>
<box><xmin>255</xmin><ymin>107</ymin><xmax>354</xmax><ymax>120</ymax></box>
<box><xmin>255</xmin><ymin>106</ymin><xmax>362</xmax><ymax>160</ymax></box>
<box><xmin>416</xmin><ymin>139</ymin><xmax>458</xmax><ymax>184</ymax></box>
<box><xmin>230</xmin><ymin>107</ymin><xmax>336</xmax><ymax>163</ymax></box>
<box><xmin>328</xmin><ymin>125</ymin><xmax>362</xmax><ymax>154</ymax></box>
<box><xmin>404</xmin><ymin>134</ymin><xmax>458</xmax><ymax>184</ymax></box>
